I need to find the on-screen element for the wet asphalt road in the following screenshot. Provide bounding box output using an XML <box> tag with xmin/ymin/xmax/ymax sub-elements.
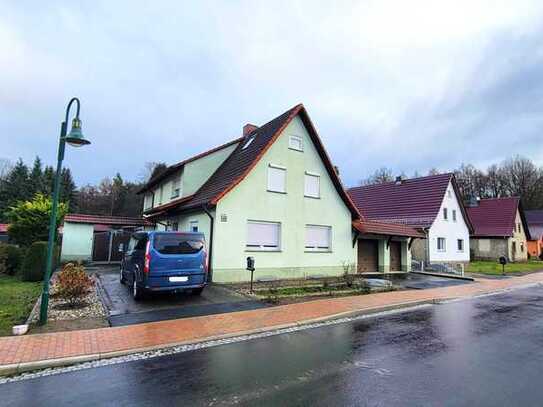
<box><xmin>4</xmin><ymin>285</ymin><xmax>543</xmax><ymax>406</ymax></box>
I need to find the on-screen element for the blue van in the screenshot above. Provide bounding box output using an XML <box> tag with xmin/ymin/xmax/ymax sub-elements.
<box><xmin>120</xmin><ymin>231</ymin><xmax>208</xmax><ymax>300</ymax></box>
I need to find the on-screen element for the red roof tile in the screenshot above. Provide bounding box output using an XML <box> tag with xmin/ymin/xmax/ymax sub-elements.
<box><xmin>146</xmin><ymin>104</ymin><xmax>360</xmax><ymax>218</ymax></box>
<box><xmin>348</xmin><ymin>173</ymin><xmax>470</xmax><ymax>229</ymax></box>
<box><xmin>139</xmin><ymin>137</ymin><xmax>243</xmax><ymax>194</ymax></box>
<box><xmin>0</xmin><ymin>224</ymin><xmax>8</xmax><ymax>233</ymax></box>
<box><xmin>64</xmin><ymin>214</ymin><xmax>151</xmax><ymax>226</ymax></box>
<box><xmin>352</xmin><ymin>220</ymin><xmax>424</xmax><ymax>238</ymax></box>
<box><xmin>466</xmin><ymin>197</ymin><xmax>530</xmax><ymax>238</ymax></box>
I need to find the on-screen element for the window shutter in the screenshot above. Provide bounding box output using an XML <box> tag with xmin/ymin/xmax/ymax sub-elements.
<box><xmin>268</xmin><ymin>166</ymin><xmax>286</xmax><ymax>193</ymax></box>
<box><xmin>247</xmin><ymin>222</ymin><xmax>280</xmax><ymax>249</ymax></box>
<box><xmin>304</xmin><ymin>173</ymin><xmax>320</xmax><ymax>198</ymax></box>
<box><xmin>305</xmin><ymin>225</ymin><xmax>331</xmax><ymax>250</ymax></box>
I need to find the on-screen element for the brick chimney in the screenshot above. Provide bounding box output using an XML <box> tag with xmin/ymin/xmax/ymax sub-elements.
<box><xmin>243</xmin><ymin>123</ymin><xmax>258</xmax><ymax>136</ymax></box>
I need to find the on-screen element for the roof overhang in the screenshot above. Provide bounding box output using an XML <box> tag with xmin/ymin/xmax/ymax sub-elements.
<box><xmin>352</xmin><ymin>220</ymin><xmax>425</xmax><ymax>238</ymax></box>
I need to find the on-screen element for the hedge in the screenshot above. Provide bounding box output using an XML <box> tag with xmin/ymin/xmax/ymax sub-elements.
<box><xmin>20</xmin><ymin>242</ymin><xmax>59</xmax><ymax>282</ymax></box>
<box><xmin>0</xmin><ymin>244</ymin><xmax>24</xmax><ymax>275</ymax></box>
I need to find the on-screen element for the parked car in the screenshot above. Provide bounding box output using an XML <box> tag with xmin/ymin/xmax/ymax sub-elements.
<box><xmin>120</xmin><ymin>231</ymin><xmax>208</xmax><ymax>300</ymax></box>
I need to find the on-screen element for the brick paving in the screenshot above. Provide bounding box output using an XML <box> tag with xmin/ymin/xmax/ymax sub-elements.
<box><xmin>1</xmin><ymin>273</ymin><xmax>542</xmax><ymax>369</ymax></box>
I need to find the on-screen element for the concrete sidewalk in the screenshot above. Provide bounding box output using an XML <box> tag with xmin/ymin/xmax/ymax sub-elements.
<box><xmin>2</xmin><ymin>272</ymin><xmax>543</xmax><ymax>376</ymax></box>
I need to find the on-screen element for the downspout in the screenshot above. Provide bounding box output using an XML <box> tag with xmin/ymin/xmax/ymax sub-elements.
<box><xmin>424</xmin><ymin>227</ymin><xmax>430</xmax><ymax>266</ymax></box>
<box><xmin>202</xmin><ymin>204</ymin><xmax>215</xmax><ymax>282</ymax></box>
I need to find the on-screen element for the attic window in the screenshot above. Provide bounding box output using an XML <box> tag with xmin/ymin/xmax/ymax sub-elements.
<box><xmin>289</xmin><ymin>135</ymin><xmax>303</xmax><ymax>151</ymax></box>
<box><xmin>242</xmin><ymin>135</ymin><xmax>256</xmax><ymax>150</ymax></box>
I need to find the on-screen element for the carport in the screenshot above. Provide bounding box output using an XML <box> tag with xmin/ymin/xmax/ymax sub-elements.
<box><xmin>353</xmin><ymin>220</ymin><xmax>424</xmax><ymax>273</ymax></box>
<box><xmin>60</xmin><ymin>214</ymin><xmax>153</xmax><ymax>263</ymax></box>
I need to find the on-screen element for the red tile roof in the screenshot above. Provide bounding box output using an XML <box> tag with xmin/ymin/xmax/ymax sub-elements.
<box><xmin>145</xmin><ymin>104</ymin><xmax>360</xmax><ymax>218</ymax></box>
<box><xmin>64</xmin><ymin>214</ymin><xmax>151</xmax><ymax>226</ymax></box>
<box><xmin>348</xmin><ymin>173</ymin><xmax>472</xmax><ymax>230</ymax></box>
<box><xmin>352</xmin><ymin>220</ymin><xmax>424</xmax><ymax>238</ymax></box>
<box><xmin>0</xmin><ymin>224</ymin><xmax>8</xmax><ymax>233</ymax></box>
<box><xmin>466</xmin><ymin>197</ymin><xmax>530</xmax><ymax>238</ymax></box>
<box><xmin>139</xmin><ymin>137</ymin><xmax>243</xmax><ymax>194</ymax></box>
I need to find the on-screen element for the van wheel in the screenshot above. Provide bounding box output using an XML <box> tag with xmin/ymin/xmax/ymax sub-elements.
<box><xmin>192</xmin><ymin>287</ymin><xmax>204</xmax><ymax>296</ymax></box>
<box><xmin>133</xmin><ymin>279</ymin><xmax>145</xmax><ymax>301</ymax></box>
<box><xmin>119</xmin><ymin>266</ymin><xmax>126</xmax><ymax>285</ymax></box>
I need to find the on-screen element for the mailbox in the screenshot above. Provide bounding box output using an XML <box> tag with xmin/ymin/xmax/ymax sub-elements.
<box><xmin>246</xmin><ymin>256</ymin><xmax>255</xmax><ymax>272</ymax></box>
<box><xmin>499</xmin><ymin>256</ymin><xmax>507</xmax><ymax>265</ymax></box>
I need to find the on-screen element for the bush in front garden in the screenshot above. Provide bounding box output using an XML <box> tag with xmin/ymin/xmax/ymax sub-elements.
<box><xmin>55</xmin><ymin>263</ymin><xmax>93</xmax><ymax>306</ymax></box>
<box><xmin>0</xmin><ymin>243</ymin><xmax>23</xmax><ymax>275</ymax></box>
<box><xmin>21</xmin><ymin>241</ymin><xmax>49</xmax><ymax>281</ymax></box>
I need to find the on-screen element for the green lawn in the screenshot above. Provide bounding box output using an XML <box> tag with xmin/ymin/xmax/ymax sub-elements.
<box><xmin>467</xmin><ymin>260</ymin><xmax>543</xmax><ymax>275</ymax></box>
<box><xmin>0</xmin><ymin>275</ymin><xmax>41</xmax><ymax>336</ymax></box>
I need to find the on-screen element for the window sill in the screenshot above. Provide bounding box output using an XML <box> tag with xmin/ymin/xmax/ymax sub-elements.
<box><xmin>305</xmin><ymin>250</ymin><xmax>332</xmax><ymax>253</ymax></box>
<box><xmin>304</xmin><ymin>195</ymin><xmax>321</xmax><ymax>200</ymax></box>
<box><xmin>245</xmin><ymin>249</ymin><xmax>282</xmax><ymax>253</ymax></box>
<box><xmin>288</xmin><ymin>147</ymin><xmax>303</xmax><ymax>152</ymax></box>
<box><xmin>267</xmin><ymin>190</ymin><xmax>287</xmax><ymax>194</ymax></box>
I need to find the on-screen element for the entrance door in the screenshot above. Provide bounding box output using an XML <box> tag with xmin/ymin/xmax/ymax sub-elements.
<box><xmin>110</xmin><ymin>231</ymin><xmax>132</xmax><ymax>261</ymax></box>
<box><xmin>92</xmin><ymin>232</ymin><xmax>110</xmax><ymax>262</ymax></box>
<box><xmin>358</xmin><ymin>240</ymin><xmax>378</xmax><ymax>273</ymax></box>
<box><xmin>389</xmin><ymin>241</ymin><xmax>402</xmax><ymax>271</ymax></box>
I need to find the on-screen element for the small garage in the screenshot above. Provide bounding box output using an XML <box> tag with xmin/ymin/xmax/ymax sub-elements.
<box><xmin>353</xmin><ymin>220</ymin><xmax>424</xmax><ymax>273</ymax></box>
<box><xmin>60</xmin><ymin>214</ymin><xmax>152</xmax><ymax>263</ymax></box>
<box><xmin>357</xmin><ymin>239</ymin><xmax>379</xmax><ymax>272</ymax></box>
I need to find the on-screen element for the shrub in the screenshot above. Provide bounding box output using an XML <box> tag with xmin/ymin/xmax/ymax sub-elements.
<box><xmin>0</xmin><ymin>244</ymin><xmax>24</xmax><ymax>275</ymax></box>
<box><xmin>21</xmin><ymin>241</ymin><xmax>49</xmax><ymax>281</ymax></box>
<box><xmin>55</xmin><ymin>263</ymin><xmax>93</xmax><ymax>306</ymax></box>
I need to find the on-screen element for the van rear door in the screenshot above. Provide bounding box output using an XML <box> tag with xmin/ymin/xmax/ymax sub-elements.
<box><xmin>148</xmin><ymin>233</ymin><xmax>206</xmax><ymax>287</ymax></box>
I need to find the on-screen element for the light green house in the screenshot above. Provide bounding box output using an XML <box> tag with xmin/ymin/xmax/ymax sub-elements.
<box><xmin>140</xmin><ymin>104</ymin><xmax>422</xmax><ymax>283</ymax></box>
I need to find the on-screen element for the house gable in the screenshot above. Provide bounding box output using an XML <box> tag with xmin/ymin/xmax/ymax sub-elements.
<box><xmin>211</xmin><ymin>114</ymin><xmax>355</xmax><ymax>280</ymax></box>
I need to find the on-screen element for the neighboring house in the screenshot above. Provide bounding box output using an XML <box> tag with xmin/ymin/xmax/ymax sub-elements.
<box><xmin>466</xmin><ymin>197</ymin><xmax>531</xmax><ymax>262</ymax></box>
<box><xmin>523</xmin><ymin>210</ymin><xmax>543</xmax><ymax>259</ymax></box>
<box><xmin>139</xmin><ymin>104</ymin><xmax>422</xmax><ymax>282</ymax></box>
<box><xmin>348</xmin><ymin>173</ymin><xmax>473</xmax><ymax>265</ymax></box>
<box><xmin>0</xmin><ymin>224</ymin><xmax>8</xmax><ymax>243</ymax></box>
<box><xmin>60</xmin><ymin>214</ymin><xmax>151</xmax><ymax>263</ymax></box>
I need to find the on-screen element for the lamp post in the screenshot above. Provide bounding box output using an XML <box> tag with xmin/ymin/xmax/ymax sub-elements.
<box><xmin>39</xmin><ymin>97</ymin><xmax>90</xmax><ymax>325</ymax></box>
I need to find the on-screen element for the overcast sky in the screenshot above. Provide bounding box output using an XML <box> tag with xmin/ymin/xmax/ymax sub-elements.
<box><xmin>2</xmin><ymin>0</ymin><xmax>543</xmax><ymax>188</ymax></box>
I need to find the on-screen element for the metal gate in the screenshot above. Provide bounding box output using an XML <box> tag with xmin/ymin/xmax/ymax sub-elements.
<box><xmin>92</xmin><ymin>230</ymin><xmax>132</xmax><ymax>262</ymax></box>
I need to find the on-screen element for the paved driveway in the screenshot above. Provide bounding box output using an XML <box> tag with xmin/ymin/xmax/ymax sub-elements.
<box><xmin>92</xmin><ymin>265</ymin><xmax>268</xmax><ymax>326</ymax></box>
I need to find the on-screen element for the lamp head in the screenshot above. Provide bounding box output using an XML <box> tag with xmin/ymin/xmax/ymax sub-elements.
<box><xmin>65</xmin><ymin>117</ymin><xmax>90</xmax><ymax>147</ymax></box>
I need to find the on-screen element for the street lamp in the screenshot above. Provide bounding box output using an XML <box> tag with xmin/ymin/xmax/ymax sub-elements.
<box><xmin>39</xmin><ymin>97</ymin><xmax>90</xmax><ymax>325</ymax></box>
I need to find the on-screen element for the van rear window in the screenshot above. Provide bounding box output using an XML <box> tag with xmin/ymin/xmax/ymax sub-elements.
<box><xmin>153</xmin><ymin>234</ymin><xmax>204</xmax><ymax>255</ymax></box>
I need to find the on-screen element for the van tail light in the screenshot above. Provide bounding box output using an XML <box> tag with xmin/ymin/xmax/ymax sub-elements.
<box><xmin>143</xmin><ymin>241</ymin><xmax>151</xmax><ymax>274</ymax></box>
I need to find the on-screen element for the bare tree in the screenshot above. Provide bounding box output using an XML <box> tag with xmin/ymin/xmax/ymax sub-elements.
<box><xmin>499</xmin><ymin>156</ymin><xmax>543</xmax><ymax>209</ymax></box>
<box><xmin>359</xmin><ymin>167</ymin><xmax>394</xmax><ymax>185</ymax></box>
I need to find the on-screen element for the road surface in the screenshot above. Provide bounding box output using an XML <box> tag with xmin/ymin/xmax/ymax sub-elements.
<box><xmin>3</xmin><ymin>285</ymin><xmax>543</xmax><ymax>406</ymax></box>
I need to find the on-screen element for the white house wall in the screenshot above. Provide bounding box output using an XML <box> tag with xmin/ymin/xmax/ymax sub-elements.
<box><xmin>427</xmin><ymin>180</ymin><xmax>471</xmax><ymax>263</ymax></box>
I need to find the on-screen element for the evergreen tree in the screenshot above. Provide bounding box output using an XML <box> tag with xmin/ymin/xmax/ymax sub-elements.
<box><xmin>42</xmin><ymin>165</ymin><xmax>55</xmax><ymax>196</ymax></box>
<box><xmin>29</xmin><ymin>156</ymin><xmax>45</xmax><ymax>195</ymax></box>
<box><xmin>0</xmin><ymin>159</ymin><xmax>30</xmax><ymax>222</ymax></box>
<box><xmin>59</xmin><ymin>168</ymin><xmax>77</xmax><ymax>210</ymax></box>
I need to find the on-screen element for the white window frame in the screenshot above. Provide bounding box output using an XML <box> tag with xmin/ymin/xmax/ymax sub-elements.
<box><xmin>437</xmin><ymin>237</ymin><xmax>446</xmax><ymax>252</ymax></box>
<box><xmin>289</xmin><ymin>135</ymin><xmax>303</xmax><ymax>152</ymax></box>
<box><xmin>305</xmin><ymin>225</ymin><xmax>332</xmax><ymax>252</ymax></box>
<box><xmin>189</xmin><ymin>220</ymin><xmax>199</xmax><ymax>233</ymax></box>
<box><xmin>457</xmin><ymin>239</ymin><xmax>464</xmax><ymax>252</ymax></box>
<box><xmin>267</xmin><ymin>164</ymin><xmax>286</xmax><ymax>193</ymax></box>
<box><xmin>443</xmin><ymin>207</ymin><xmax>448</xmax><ymax>221</ymax></box>
<box><xmin>304</xmin><ymin>172</ymin><xmax>320</xmax><ymax>198</ymax></box>
<box><xmin>171</xmin><ymin>175</ymin><xmax>181</xmax><ymax>199</ymax></box>
<box><xmin>246</xmin><ymin>221</ymin><xmax>281</xmax><ymax>251</ymax></box>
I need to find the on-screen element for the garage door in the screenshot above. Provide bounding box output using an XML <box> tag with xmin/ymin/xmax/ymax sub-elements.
<box><xmin>358</xmin><ymin>239</ymin><xmax>378</xmax><ymax>273</ymax></box>
<box><xmin>390</xmin><ymin>241</ymin><xmax>402</xmax><ymax>271</ymax></box>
